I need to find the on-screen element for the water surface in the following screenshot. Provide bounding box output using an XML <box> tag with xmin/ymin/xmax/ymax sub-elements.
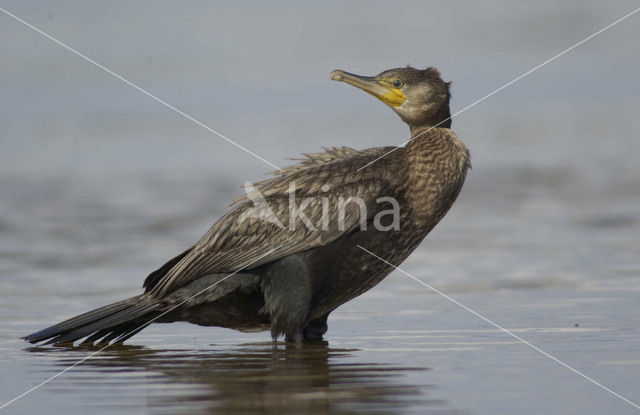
<box><xmin>1</xmin><ymin>1</ymin><xmax>640</xmax><ymax>414</ymax></box>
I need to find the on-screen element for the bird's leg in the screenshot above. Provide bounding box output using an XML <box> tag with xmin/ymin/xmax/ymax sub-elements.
<box><xmin>303</xmin><ymin>313</ymin><xmax>329</xmax><ymax>341</ymax></box>
<box><xmin>261</xmin><ymin>254</ymin><xmax>312</xmax><ymax>343</ymax></box>
<box><xmin>285</xmin><ymin>332</ymin><xmax>304</xmax><ymax>343</ymax></box>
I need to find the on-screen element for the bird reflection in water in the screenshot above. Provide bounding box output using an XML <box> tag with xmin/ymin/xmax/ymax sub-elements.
<box><xmin>27</xmin><ymin>342</ymin><xmax>456</xmax><ymax>414</ymax></box>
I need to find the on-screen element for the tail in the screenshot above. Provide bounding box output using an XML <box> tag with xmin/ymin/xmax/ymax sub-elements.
<box><xmin>23</xmin><ymin>295</ymin><xmax>162</xmax><ymax>345</ymax></box>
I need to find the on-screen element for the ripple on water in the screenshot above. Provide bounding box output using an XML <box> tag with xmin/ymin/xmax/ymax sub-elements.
<box><xmin>17</xmin><ymin>342</ymin><xmax>456</xmax><ymax>415</ymax></box>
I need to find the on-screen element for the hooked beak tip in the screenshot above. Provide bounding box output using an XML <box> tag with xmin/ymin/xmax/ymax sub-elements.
<box><xmin>330</xmin><ymin>70</ymin><xmax>345</xmax><ymax>81</ymax></box>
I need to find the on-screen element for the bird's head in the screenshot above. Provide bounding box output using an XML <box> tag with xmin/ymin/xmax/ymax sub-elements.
<box><xmin>330</xmin><ymin>66</ymin><xmax>452</xmax><ymax>132</ymax></box>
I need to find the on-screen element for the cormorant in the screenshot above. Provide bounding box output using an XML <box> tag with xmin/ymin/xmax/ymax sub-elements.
<box><xmin>24</xmin><ymin>66</ymin><xmax>470</xmax><ymax>345</ymax></box>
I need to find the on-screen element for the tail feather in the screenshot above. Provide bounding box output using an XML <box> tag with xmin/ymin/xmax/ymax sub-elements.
<box><xmin>24</xmin><ymin>299</ymin><xmax>134</xmax><ymax>343</ymax></box>
<box><xmin>82</xmin><ymin>321</ymin><xmax>137</xmax><ymax>344</ymax></box>
<box><xmin>23</xmin><ymin>295</ymin><xmax>161</xmax><ymax>345</ymax></box>
<box><xmin>47</xmin><ymin>303</ymin><xmax>160</xmax><ymax>344</ymax></box>
<box><xmin>111</xmin><ymin>323</ymin><xmax>149</xmax><ymax>344</ymax></box>
<box><xmin>81</xmin><ymin>320</ymin><xmax>150</xmax><ymax>345</ymax></box>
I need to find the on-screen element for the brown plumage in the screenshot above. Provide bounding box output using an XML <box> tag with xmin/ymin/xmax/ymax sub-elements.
<box><xmin>24</xmin><ymin>66</ymin><xmax>470</xmax><ymax>345</ymax></box>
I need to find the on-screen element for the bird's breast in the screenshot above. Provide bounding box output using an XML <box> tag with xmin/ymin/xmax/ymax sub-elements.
<box><xmin>402</xmin><ymin>132</ymin><xmax>470</xmax><ymax>228</ymax></box>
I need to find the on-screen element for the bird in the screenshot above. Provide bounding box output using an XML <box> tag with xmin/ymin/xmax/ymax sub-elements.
<box><xmin>24</xmin><ymin>66</ymin><xmax>471</xmax><ymax>345</ymax></box>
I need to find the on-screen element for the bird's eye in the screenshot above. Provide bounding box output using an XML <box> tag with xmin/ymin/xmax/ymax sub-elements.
<box><xmin>393</xmin><ymin>80</ymin><xmax>403</xmax><ymax>88</ymax></box>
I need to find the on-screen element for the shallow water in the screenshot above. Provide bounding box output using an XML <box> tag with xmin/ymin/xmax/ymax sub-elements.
<box><xmin>1</xmin><ymin>1</ymin><xmax>640</xmax><ymax>414</ymax></box>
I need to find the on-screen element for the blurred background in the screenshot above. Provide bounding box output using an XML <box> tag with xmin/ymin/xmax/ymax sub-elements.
<box><xmin>1</xmin><ymin>1</ymin><xmax>639</xmax><ymax>414</ymax></box>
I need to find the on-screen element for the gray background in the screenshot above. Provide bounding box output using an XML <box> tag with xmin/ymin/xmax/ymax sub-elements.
<box><xmin>1</xmin><ymin>1</ymin><xmax>639</xmax><ymax>414</ymax></box>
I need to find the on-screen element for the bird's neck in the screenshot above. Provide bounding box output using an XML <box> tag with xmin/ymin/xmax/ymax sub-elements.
<box><xmin>408</xmin><ymin>105</ymin><xmax>452</xmax><ymax>136</ymax></box>
<box><xmin>409</xmin><ymin>124</ymin><xmax>443</xmax><ymax>139</ymax></box>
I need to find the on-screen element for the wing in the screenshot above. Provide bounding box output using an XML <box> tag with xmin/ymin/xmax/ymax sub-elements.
<box><xmin>146</xmin><ymin>146</ymin><xmax>404</xmax><ymax>296</ymax></box>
